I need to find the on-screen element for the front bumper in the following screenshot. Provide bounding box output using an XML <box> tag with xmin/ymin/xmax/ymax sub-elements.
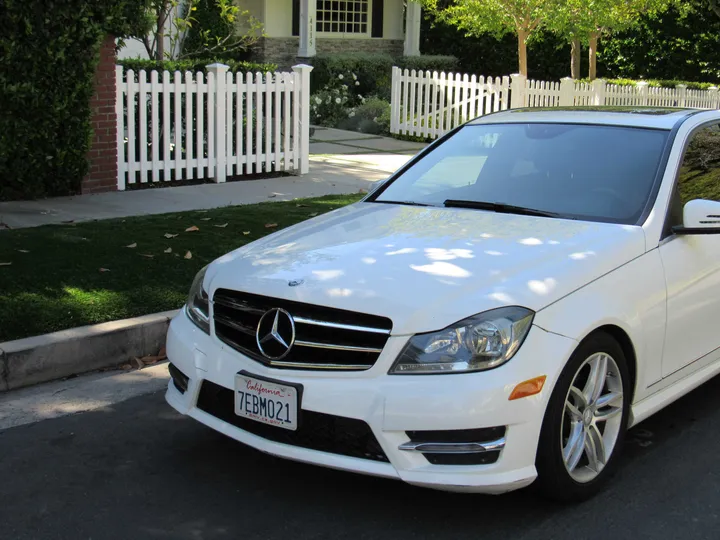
<box><xmin>165</xmin><ymin>309</ymin><xmax>577</xmax><ymax>494</ymax></box>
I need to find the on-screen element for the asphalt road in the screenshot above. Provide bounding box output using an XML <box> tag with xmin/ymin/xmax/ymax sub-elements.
<box><xmin>3</xmin><ymin>376</ymin><xmax>720</xmax><ymax>540</ymax></box>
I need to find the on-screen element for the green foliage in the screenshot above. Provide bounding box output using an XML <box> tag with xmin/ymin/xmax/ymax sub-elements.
<box><xmin>311</xmin><ymin>53</ymin><xmax>395</xmax><ymax>99</ymax></box>
<box><xmin>351</xmin><ymin>97</ymin><xmax>392</xmax><ymax>135</ymax></box>
<box><xmin>182</xmin><ymin>0</ymin><xmax>236</xmax><ymax>58</ymax></box>
<box><xmin>310</xmin><ymin>84</ymin><xmax>353</xmax><ymax>128</ymax></box>
<box><xmin>117</xmin><ymin>57</ymin><xmax>277</xmax><ymax>74</ymax></box>
<box><xmin>420</xmin><ymin>13</ymin><xmax>572</xmax><ymax>79</ymax></box>
<box><xmin>396</xmin><ymin>55</ymin><xmax>460</xmax><ymax>73</ymax></box>
<box><xmin>0</xmin><ymin>0</ymin><xmax>133</xmax><ymax>201</ymax></box>
<box><xmin>599</xmin><ymin>0</ymin><xmax>720</xmax><ymax>81</ymax></box>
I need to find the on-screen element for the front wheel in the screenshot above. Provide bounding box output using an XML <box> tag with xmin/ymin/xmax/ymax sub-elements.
<box><xmin>535</xmin><ymin>332</ymin><xmax>631</xmax><ymax>502</ymax></box>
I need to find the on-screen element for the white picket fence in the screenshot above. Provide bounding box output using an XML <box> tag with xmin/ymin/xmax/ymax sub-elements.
<box><xmin>116</xmin><ymin>63</ymin><xmax>313</xmax><ymax>189</ymax></box>
<box><xmin>390</xmin><ymin>67</ymin><xmax>720</xmax><ymax>139</ymax></box>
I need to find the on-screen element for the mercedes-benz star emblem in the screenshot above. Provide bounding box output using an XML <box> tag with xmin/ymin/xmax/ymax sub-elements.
<box><xmin>256</xmin><ymin>308</ymin><xmax>296</xmax><ymax>360</ymax></box>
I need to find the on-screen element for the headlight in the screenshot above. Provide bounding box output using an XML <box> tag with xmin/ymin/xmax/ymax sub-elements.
<box><xmin>186</xmin><ymin>265</ymin><xmax>210</xmax><ymax>333</ymax></box>
<box><xmin>389</xmin><ymin>307</ymin><xmax>534</xmax><ymax>374</ymax></box>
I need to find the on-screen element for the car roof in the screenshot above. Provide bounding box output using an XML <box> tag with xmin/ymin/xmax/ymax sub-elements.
<box><xmin>467</xmin><ymin>106</ymin><xmax>706</xmax><ymax>130</ymax></box>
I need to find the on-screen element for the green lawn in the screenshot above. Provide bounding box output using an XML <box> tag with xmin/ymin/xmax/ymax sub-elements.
<box><xmin>0</xmin><ymin>194</ymin><xmax>362</xmax><ymax>342</ymax></box>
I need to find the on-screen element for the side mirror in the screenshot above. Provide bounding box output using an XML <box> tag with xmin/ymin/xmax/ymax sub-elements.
<box><xmin>673</xmin><ymin>199</ymin><xmax>720</xmax><ymax>235</ymax></box>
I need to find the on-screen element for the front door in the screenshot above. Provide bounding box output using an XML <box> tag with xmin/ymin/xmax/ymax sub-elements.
<box><xmin>659</xmin><ymin>123</ymin><xmax>720</xmax><ymax>377</ymax></box>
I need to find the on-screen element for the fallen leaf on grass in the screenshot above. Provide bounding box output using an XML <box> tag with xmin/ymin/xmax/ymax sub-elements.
<box><xmin>243</xmin><ymin>231</ymin><xmax>250</xmax><ymax>235</ymax></box>
<box><xmin>164</xmin><ymin>233</ymin><xmax>178</xmax><ymax>239</ymax></box>
<box><xmin>184</xmin><ymin>251</ymin><xmax>193</xmax><ymax>259</ymax></box>
<box><xmin>17</xmin><ymin>249</ymin><xmax>30</xmax><ymax>253</ymax></box>
<box><xmin>120</xmin><ymin>364</ymin><xmax>132</xmax><ymax>370</ymax></box>
<box><xmin>265</xmin><ymin>223</ymin><xmax>278</xmax><ymax>229</ymax></box>
<box><xmin>296</xmin><ymin>204</ymin><xmax>309</xmax><ymax>208</ymax></box>
<box><xmin>309</xmin><ymin>212</ymin><xmax>319</xmax><ymax>217</ymax></box>
<box><xmin>140</xmin><ymin>253</ymin><xmax>154</xmax><ymax>258</ymax></box>
<box><xmin>164</xmin><ymin>247</ymin><xmax>172</xmax><ymax>253</ymax></box>
<box><xmin>0</xmin><ymin>262</ymin><xmax>12</xmax><ymax>266</ymax></box>
<box><xmin>214</xmin><ymin>223</ymin><xmax>228</xmax><ymax>228</ymax></box>
<box><xmin>126</xmin><ymin>242</ymin><xmax>137</xmax><ymax>249</ymax></box>
<box><xmin>200</xmin><ymin>217</ymin><xmax>212</xmax><ymax>221</ymax></box>
<box><xmin>99</xmin><ymin>267</ymin><xmax>110</xmax><ymax>272</ymax></box>
<box><xmin>185</xmin><ymin>225</ymin><xmax>199</xmax><ymax>232</ymax></box>
<box><xmin>358</xmin><ymin>188</ymin><xmax>368</xmax><ymax>194</ymax></box>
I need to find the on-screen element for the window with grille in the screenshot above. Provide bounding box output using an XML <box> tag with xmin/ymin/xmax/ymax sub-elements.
<box><xmin>316</xmin><ymin>0</ymin><xmax>370</xmax><ymax>34</ymax></box>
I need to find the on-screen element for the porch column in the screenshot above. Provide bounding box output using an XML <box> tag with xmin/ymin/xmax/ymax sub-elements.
<box><xmin>404</xmin><ymin>1</ymin><xmax>421</xmax><ymax>56</ymax></box>
<box><xmin>298</xmin><ymin>0</ymin><xmax>317</xmax><ymax>58</ymax></box>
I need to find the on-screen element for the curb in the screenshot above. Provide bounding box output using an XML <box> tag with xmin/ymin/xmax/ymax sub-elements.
<box><xmin>0</xmin><ymin>310</ymin><xmax>179</xmax><ymax>392</ymax></box>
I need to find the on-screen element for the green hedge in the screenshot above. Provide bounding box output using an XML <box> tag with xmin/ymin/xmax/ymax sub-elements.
<box><xmin>117</xmin><ymin>58</ymin><xmax>277</xmax><ymax>74</ymax></box>
<box><xmin>0</xmin><ymin>0</ymin><xmax>132</xmax><ymax>201</ymax></box>
<box><xmin>601</xmin><ymin>78</ymin><xmax>719</xmax><ymax>90</ymax></box>
<box><xmin>396</xmin><ymin>55</ymin><xmax>460</xmax><ymax>73</ymax></box>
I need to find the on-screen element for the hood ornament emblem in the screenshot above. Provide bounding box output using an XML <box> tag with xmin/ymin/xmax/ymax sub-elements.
<box><xmin>256</xmin><ymin>308</ymin><xmax>296</xmax><ymax>360</ymax></box>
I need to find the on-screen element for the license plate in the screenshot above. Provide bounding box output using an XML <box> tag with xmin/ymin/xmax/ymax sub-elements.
<box><xmin>234</xmin><ymin>372</ymin><xmax>300</xmax><ymax>431</ymax></box>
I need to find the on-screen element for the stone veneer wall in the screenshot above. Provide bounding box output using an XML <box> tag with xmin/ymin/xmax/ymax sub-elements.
<box><xmin>257</xmin><ymin>37</ymin><xmax>404</xmax><ymax>69</ymax></box>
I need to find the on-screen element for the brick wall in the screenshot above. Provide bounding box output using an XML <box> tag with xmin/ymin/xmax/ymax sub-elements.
<box><xmin>257</xmin><ymin>38</ymin><xmax>404</xmax><ymax>70</ymax></box>
<box><xmin>82</xmin><ymin>35</ymin><xmax>118</xmax><ymax>194</ymax></box>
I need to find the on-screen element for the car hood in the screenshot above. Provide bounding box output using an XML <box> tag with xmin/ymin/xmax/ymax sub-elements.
<box><xmin>206</xmin><ymin>202</ymin><xmax>646</xmax><ymax>335</ymax></box>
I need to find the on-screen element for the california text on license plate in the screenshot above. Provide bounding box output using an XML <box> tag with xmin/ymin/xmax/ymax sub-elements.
<box><xmin>234</xmin><ymin>372</ymin><xmax>300</xmax><ymax>431</ymax></box>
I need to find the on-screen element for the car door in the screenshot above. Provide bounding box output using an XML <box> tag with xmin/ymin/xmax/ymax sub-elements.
<box><xmin>659</xmin><ymin>123</ymin><xmax>720</xmax><ymax>377</ymax></box>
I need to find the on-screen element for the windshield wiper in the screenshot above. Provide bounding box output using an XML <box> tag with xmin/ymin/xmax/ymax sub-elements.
<box><xmin>374</xmin><ymin>200</ymin><xmax>433</xmax><ymax>207</ymax></box>
<box><xmin>443</xmin><ymin>199</ymin><xmax>561</xmax><ymax>218</ymax></box>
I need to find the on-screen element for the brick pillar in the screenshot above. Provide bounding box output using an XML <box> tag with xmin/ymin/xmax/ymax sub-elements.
<box><xmin>82</xmin><ymin>34</ymin><xmax>118</xmax><ymax>194</ymax></box>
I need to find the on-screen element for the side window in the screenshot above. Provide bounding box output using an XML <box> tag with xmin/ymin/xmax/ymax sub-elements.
<box><xmin>678</xmin><ymin>124</ymin><xmax>720</xmax><ymax>205</ymax></box>
<box><xmin>667</xmin><ymin>124</ymin><xmax>720</xmax><ymax>229</ymax></box>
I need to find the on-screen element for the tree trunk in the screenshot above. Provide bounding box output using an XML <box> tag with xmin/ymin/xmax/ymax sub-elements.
<box><xmin>517</xmin><ymin>29</ymin><xmax>528</xmax><ymax>77</ymax></box>
<box><xmin>588</xmin><ymin>32</ymin><xmax>599</xmax><ymax>81</ymax></box>
<box><xmin>156</xmin><ymin>12</ymin><xmax>165</xmax><ymax>61</ymax></box>
<box><xmin>571</xmin><ymin>37</ymin><xmax>581</xmax><ymax>80</ymax></box>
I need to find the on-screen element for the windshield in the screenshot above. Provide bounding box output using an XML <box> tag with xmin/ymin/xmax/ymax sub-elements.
<box><xmin>373</xmin><ymin>123</ymin><xmax>669</xmax><ymax>224</ymax></box>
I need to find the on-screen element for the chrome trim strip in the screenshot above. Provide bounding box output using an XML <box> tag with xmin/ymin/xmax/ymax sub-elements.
<box><xmin>214</xmin><ymin>314</ymin><xmax>255</xmax><ymax>335</ymax></box>
<box><xmin>268</xmin><ymin>360</ymin><xmax>373</xmax><ymax>370</ymax></box>
<box><xmin>294</xmin><ymin>340</ymin><xmax>383</xmax><ymax>353</ymax></box>
<box><xmin>212</xmin><ymin>296</ymin><xmax>264</xmax><ymax>315</ymax></box>
<box><xmin>398</xmin><ymin>437</ymin><xmax>506</xmax><ymax>454</ymax></box>
<box><xmin>293</xmin><ymin>316</ymin><xmax>391</xmax><ymax>335</ymax></box>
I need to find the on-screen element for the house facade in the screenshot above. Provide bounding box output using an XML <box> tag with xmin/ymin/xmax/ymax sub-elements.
<box><xmin>246</xmin><ymin>0</ymin><xmax>422</xmax><ymax>67</ymax></box>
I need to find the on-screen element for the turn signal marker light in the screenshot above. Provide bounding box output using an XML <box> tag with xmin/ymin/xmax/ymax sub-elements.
<box><xmin>509</xmin><ymin>375</ymin><xmax>547</xmax><ymax>401</ymax></box>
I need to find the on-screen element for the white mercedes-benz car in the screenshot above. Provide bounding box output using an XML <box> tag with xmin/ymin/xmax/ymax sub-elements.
<box><xmin>165</xmin><ymin>107</ymin><xmax>720</xmax><ymax>501</ymax></box>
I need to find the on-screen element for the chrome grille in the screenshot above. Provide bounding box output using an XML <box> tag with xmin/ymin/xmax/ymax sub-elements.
<box><xmin>212</xmin><ymin>289</ymin><xmax>393</xmax><ymax>371</ymax></box>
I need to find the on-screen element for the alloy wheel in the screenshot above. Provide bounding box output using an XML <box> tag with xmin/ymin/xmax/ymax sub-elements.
<box><xmin>561</xmin><ymin>352</ymin><xmax>624</xmax><ymax>483</ymax></box>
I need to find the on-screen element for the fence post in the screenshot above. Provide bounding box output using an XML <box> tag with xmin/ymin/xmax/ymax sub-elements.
<box><xmin>591</xmin><ymin>79</ymin><xmax>606</xmax><ymax>106</ymax></box>
<box><xmin>293</xmin><ymin>64</ymin><xmax>314</xmax><ymax>175</ymax></box>
<box><xmin>636</xmin><ymin>81</ymin><xmax>649</xmax><ymax>106</ymax></box>
<box><xmin>207</xmin><ymin>63</ymin><xmax>229</xmax><ymax>183</ymax></box>
<box><xmin>510</xmin><ymin>74</ymin><xmax>527</xmax><ymax>109</ymax></box>
<box><xmin>559</xmin><ymin>77</ymin><xmax>574</xmax><ymax>106</ymax></box>
<box><xmin>709</xmin><ymin>86</ymin><xmax>719</xmax><ymax>109</ymax></box>
<box><xmin>676</xmin><ymin>84</ymin><xmax>687</xmax><ymax>107</ymax></box>
<box><xmin>116</xmin><ymin>64</ymin><xmax>125</xmax><ymax>191</ymax></box>
<box><xmin>391</xmin><ymin>66</ymin><xmax>400</xmax><ymax>134</ymax></box>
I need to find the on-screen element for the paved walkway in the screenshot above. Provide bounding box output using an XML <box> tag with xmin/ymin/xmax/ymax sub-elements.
<box><xmin>0</xmin><ymin>128</ymin><xmax>426</xmax><ymax>229</ymax></box>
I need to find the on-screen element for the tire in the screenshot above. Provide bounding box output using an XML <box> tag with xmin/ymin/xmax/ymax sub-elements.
<box><xmin>534</xmin><ymin>332</ymin><xmax>631</xmax><ymax>502</ymax></box>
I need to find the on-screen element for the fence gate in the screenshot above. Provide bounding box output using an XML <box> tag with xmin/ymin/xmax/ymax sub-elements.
<box><xmin>116</xmin><ymin>63</ymin><xmax>313</xmax><ymax>190</ymax></box>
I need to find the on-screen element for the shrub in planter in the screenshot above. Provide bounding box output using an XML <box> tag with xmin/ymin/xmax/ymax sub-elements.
<box><xmin>310</xmin><ymin>85</ymin><xmax>352</xmax><ymax>128</ymax></box>
<box><xmin>349</xmin><ymin>97</ymin><xmax>392</xmax><ymax>135</ymax></box>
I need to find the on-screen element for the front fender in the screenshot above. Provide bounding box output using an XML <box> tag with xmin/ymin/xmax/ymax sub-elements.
<box><xmin>532</xmin><ymin>250</ymin><xmax>667</xmax><ymax>403</ymax></box>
